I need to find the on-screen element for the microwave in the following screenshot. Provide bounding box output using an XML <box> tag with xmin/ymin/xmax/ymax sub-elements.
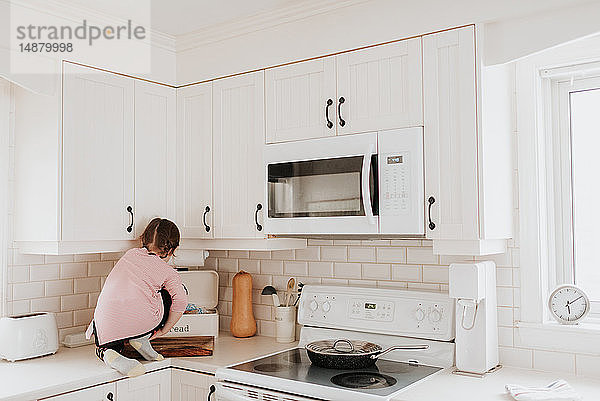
<box><xmin>264</xmin><ymin>127</ymin><xmax>424</xmax><ymax>235</ymax></box>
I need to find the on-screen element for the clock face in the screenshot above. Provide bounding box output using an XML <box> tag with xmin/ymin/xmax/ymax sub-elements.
<box><xmin>548</xmin><ymin>285</ymin><xmax>590</xmax><ymax>324</ymax></box>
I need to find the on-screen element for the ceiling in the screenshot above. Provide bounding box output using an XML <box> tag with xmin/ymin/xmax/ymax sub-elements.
<box><xmin>50</xmin><ymin>0</ymin><xmax>599</xmax><ymax>38</ymax></box>
<box><xmin>54</xmin><ymin>0</ymin><xmax>311</xmax><ymax>37</ymax></box>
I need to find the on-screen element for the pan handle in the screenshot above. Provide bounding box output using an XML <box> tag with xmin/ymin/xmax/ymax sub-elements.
<box><xmin>371</xmin><ymin>344</ymin><xmax>429</xmax><ymax>360</ymax></box>
<box><xmin>332</xmin><ymin>339</ymin><xmax>355</xmax><ymax>353</ymax></box>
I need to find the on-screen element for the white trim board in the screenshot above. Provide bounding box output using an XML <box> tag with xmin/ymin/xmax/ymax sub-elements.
<box><xmin>517</xmin><ymin>321</ymin><xmax>600</xmax><ymax>355</ymax></box>
<box><xmin>0</xmin><ymin>80</ymin><xmax>10</xmax><ymax>317</ymax></box>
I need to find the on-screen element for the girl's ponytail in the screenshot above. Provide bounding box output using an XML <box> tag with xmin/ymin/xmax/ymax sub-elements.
<box><xmin>140</xmin><ymin>218</ymin><xmax>180</xmax><ymax>256</ymax></box>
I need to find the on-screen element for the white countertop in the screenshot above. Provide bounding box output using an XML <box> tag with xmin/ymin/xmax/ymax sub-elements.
<box><xmin>2</xmin><ymin>334</ymin><xmax>600</xmax><ymax>401</ymax></box>
<box><xmin>0</xmin><ymin>332</ymin><xmax>297</xmax><ymax>401</ymax></box>
<box><xmin>393</xmin><ymin>366</ymin><xmax>600</xmax><ymax>401</ymax></box>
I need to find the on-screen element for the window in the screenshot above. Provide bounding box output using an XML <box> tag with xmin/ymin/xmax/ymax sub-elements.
<box><xmin>551</xmin><ymin>74</ymin><xmax>600</xmax><ymax>320</ymax></box>
<box><xmin>516</xmin><ymin>39</ymin><xmax>600</xmax><ymax>354</ymax></box>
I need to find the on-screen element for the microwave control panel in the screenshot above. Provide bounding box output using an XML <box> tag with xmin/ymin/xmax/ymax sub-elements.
<box><xmin>377</xmin><ymin>127</ymin><xmax>424</xmax><ymax>235</ymax></box>
<box><xmin>381</xmin><ymin>153</ymin><xmax>410</xmax><ymax>213</ymax></box>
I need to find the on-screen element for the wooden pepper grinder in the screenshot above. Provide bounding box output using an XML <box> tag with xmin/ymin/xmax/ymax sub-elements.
<box><xmin>230</xmin><ymin>270</ymin><xmax>257</xmax><ymax>337</ymax></box>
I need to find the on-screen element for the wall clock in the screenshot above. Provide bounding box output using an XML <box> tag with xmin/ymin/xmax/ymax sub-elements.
<box><xmin>548</xmin><ymin>284</ymin><xmax>590</xmax><ymax>325</ymax></box>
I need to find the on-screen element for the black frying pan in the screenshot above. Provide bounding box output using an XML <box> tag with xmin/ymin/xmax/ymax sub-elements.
<box><xmin>305</xmin><ymin>339</ymin><xmax>429</xmax><ymax>369</ymax></box>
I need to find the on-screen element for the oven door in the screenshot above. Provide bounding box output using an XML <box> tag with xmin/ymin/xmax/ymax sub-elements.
<box><xmin>265</xmin><ymin>133</ymin><xmax>378</xmax><ymax>234</ymax></box>
<box><xmin>216</xmin><ymin>381</ymin><xmax>321</xmax><ymax>401</ymax></box>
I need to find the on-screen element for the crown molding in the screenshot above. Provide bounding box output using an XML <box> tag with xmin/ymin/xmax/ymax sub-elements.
<box><xmin>176</xmin><ymin>0</ymin><xmax>374</xmax><ymax>53</ymax></box>
<box><xmin>7</xmin><ymin>0</ymin><xmax>176</xmax><ymax>52</ymax></box>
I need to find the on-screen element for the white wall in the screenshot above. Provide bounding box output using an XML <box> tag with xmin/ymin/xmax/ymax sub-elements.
<box><xmin>0</xmin><ymin>1</ymin><xmax>177</xmax><ymax>95</ymax></box>
<box><xmin>176</xmin><ymin>0</ymin><xmax>600</xmax><ymax>84</ymax></box>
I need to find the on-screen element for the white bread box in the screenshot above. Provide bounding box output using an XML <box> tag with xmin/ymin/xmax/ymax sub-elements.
<box><xmin>164</xmin><ymin>270</ymin><xmax>219</xmax><ymax>338</ymax></box>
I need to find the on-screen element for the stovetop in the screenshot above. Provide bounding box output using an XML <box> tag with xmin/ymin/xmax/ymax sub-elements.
<box><xmin>229</xmin><ymin>348</ymin><xmax>442</xmax><ymax>398</ymax></box>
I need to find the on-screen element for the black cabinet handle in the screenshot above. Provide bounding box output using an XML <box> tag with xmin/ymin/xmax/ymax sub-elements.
<box><xmin>207</xmin><ymin>385</ymin><xmax>216</xmax><ymax>401</ymax></box>
<box><xmin>107</xmin><ymin>392</ymin><xmax>114</xmax><ymax>401</ymax></box>
<box><xmin>325</xmin><ymin>98</ymin><xmax>334</xmax><ymax>129</ymax></box>
<box><xmin>203</xmin><ymin>206</ymin><xmax>211</xmax><ymax>232</ymax></box>
<box><xmin>427</xmin><ymin>196</ymin><xmax>436</xmax><ymax>230</ymax></box>
<box><xmin>126</xmin><ymin>206</ymin><xmax>133</xmax><ymax>233</ymax></box>
<box><xmin>255</xmin><ymin>203</ymin><xmax>263</xmax><ymax>232</ymax></box>
<box><xmin>338</xmin><ymin>97</ymin><xmax>346</xmax><ymax>127</ymax></box>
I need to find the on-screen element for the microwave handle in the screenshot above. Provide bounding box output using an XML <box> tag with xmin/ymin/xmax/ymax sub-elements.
<box><xmin>362</xmin><ymin>144</ymin><xmax>377</xmax><ymax>226</ymax></box>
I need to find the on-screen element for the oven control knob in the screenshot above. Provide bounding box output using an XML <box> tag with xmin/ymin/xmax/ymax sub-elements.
<box><xmin>322</xmin><ymin>301</ymin><xmax>331</xmax><ymax>313</ymax></box>
<box><xmin>309</xmin><ymin>299</ymin><xmax>319</xmax><ymax>312</ymax></box>
<box><xmin>414</xmin><ymin>308</ymin><xmax>426</xmax><ymax>322</ymax></box>
<box><xmin>429</xmin><ymin>308</ymin><xmax>442</xmax><ymax>323</ymax></box>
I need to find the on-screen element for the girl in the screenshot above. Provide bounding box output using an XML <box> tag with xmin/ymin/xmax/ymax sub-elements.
<box><xmin>86</xmin><ymin>218</ymin><xmax>188</xmax><ymax>377</ymax></box>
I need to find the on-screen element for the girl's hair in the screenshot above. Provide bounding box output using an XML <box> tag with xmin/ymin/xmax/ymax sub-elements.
<box><xmin>140</xmin><ymin>218</ymin><xmax>180</xmax><ymax>256</ymax></box>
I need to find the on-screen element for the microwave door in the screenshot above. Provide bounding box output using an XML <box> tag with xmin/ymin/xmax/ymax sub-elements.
<box><xmin>265</xmin><ymin>133</ymin><xmax>379</xmax><ymax>234</ymax></box>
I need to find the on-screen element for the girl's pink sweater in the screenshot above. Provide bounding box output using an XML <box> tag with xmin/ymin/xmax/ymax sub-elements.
<box><xmin>88</xmin><ymin>247</ymin><xmax>188</xmax><ymax>345</ymax></box>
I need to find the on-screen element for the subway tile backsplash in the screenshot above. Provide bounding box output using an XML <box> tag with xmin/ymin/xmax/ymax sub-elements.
<box><xmin>5</xmin><ymin>251</ymin><xmax>122</xmax><ymax>341</ymax></box>
<box><xmin>207</xmin><ymin>242</ymin><xmax>475</xmax><ymax>339</ymax></box>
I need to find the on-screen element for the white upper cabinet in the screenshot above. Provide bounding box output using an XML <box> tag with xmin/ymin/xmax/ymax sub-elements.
<box><xmin>134</xmin><ymin>80</ymin><xmax>177</xmax><ymax>236</ymax></box>
<box><xmin>423</xmin><ymin>27</ymin><xmax>478</xmax><ymax>241</ymax></box>
<box><xmin>423</xmin><ymin>26</ymin><xmax>512</xmax><ymax>255</ymax></box>
<box><xmin>176</xmin><ymin>82</ymin><xmax>213</xmax><ymax>238</ymax></box>
<box><xmin>265</xmin><ymin>56</ymin><xmax>337</xmax><ymax>143</ymax></box>
<box><xmin>62</xmin><ymin>62</ymin><xmax>135</xmax><ymax>242</ymax></box>
<box><xmin>336</xmin><ymin>38</ymin><xmax>423</xmax><ymax>135</ymax></box>
<box><xmin>213</xmin><ymin>71</ymin><xmax>265</xmax><ymax>238</ymax></box>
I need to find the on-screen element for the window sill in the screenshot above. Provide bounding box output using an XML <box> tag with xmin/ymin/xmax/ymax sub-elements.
<box><xmin>516</xmin><ymin>321</ymin><xmax>600</xmax><ymax>355</ymax></box>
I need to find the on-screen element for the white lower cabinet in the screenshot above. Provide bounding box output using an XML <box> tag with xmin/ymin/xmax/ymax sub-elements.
<box><xmin>43</xmin><ymin>369</ymin><xmax>216</xmax><ymax>401</ymax></box>
<box><xmin>172</xmin><ymin>369</ymin><xmax>216</xmax><ymax>401</ymax></box>
<box><xmin>116</xmin><ymin>369</ymin><xmax>172</xmax><ymax>401</ymax></box>
<box><xmin>42</xmin><ymin>383</ymin><xmax>115</xmax><ymax>401</ymax></box>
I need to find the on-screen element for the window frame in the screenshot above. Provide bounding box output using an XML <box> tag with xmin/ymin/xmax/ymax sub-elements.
<box><xmin>516</xmin><ymin>48</ymin><xmax>600</xmax><ymax>353</ymax></box>
<box><xmin>553</xmin><ymin>76</ymin><xmax>600</xmax><ymax>319</ymax></box>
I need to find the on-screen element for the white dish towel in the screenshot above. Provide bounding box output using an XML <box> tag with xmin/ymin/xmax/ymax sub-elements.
<box><xmin>505</xmin><ymin>380</ymin><xmax>582</xmax><ymax>401</ymax></box>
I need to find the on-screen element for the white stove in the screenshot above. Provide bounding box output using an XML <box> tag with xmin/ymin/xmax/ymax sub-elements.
<box><xmin>215</xmin><ymin>285</ymin><xmax>456</xmax><ymax>401</ymax></box>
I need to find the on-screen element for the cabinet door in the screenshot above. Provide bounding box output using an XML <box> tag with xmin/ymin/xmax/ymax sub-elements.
<box><xmin>265</xmin><ymin>56</ymin><xmax>336</xmax><ymax>143</ymax></box>
<box><xmin>62</xmin><ymin>63</ymin><xmax>135</xmax><ymax>241</ymax></box>
<box><xmin>117</xmin><ymin>369</ymin><xmax>171</xmax><ymax>401</ymax></box>
<box><xmin>171</xmin><ymin>369</ymin><xmax>216</xmax><ymax>401</ymax></box>
<box><xmin>423</xmin><ymin>26</ymin><xmax>478</xmax><ymax>240</ymax></box>
<box><xmin>135</xmin><ymin>81</ymin><xmax>176</xmax><ymax>236</ymax></box>
<box><xmin>336</xmin><ymin>38</ymin><xmax>423</xmax><ymax>135</ymax></box>
<box><xmin>213</xmin><ymin>72</ymin><xmax>265</xmax><ymax>238</ymax></box>
<box><xmin>42</xmin><ymin>383</ymin><xmax>115</xmax><ymax>400</ymax></box>
<box><xmin>176</xmin><ymin>82</ymin><xmax>213</xmax><ymax>238</ymax></box>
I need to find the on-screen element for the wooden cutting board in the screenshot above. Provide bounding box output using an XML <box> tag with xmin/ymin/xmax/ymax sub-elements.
<box><xmin>121</xmin><ymin>336</ymin><xmax>214</xmax><ymax>358</ymax></box>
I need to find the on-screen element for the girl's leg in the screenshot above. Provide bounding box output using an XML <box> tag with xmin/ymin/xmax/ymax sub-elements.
<box><xmin>97</xmin><ymin>347</ymin><xmax>146</xmax><ymax>377</ymax></box>
<box><xmin>95</xmin><ymin>340</ymin><xmax>145</xmax><ymax>377</ymax></box>
<box><xmin>128</xmin><ymin>333</ymin><xmax>164</xmax><ymax>361</ymax></box>
<box><xmin>128</xmin><ymin>289</ymin><xmax>172</xmax><ymax>361</ymax></box>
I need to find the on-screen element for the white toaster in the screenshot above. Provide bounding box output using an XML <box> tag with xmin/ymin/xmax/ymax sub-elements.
<box><xmin>0</xmin><ymin>312</ymin><xmax>59</xmax><ymax>361</ymax></box>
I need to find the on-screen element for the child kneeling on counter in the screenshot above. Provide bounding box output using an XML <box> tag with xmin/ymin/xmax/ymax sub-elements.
<box><xmin>85</xmin><ymin>218</ymin><xmax>188</xmax><ymax>377</ymax></box>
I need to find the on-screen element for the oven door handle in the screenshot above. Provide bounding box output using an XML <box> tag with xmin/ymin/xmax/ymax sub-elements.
<box><xmin>361</xmin><ymin>144</ymin><xmax>376</xmax><ymax>226</ymax></box>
